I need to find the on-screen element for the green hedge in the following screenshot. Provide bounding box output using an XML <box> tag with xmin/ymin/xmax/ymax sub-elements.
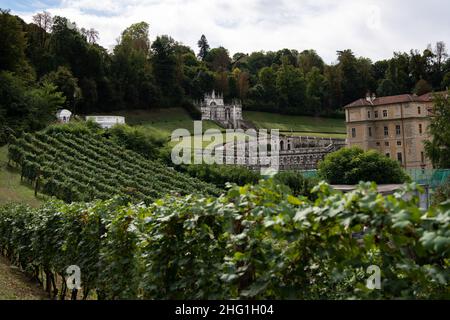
<box><xmin>0</xmin><ymin>180</ymin><xmax>448</xmax><ymax>299</ymax></box>
<box><xmin>181</xmin><ymin>163</ymin><xmax>260</xmax><ymax>188</ymax></box>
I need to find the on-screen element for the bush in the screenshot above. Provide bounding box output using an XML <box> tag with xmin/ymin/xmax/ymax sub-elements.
<box><xmin>273</xmin><ymin>170</ymin><xmax>319</xmax><ymax>200</ymax></box>
<box><xmin>43</xmin><ymin>119</ymin><xmax>102</xmax><ymax>135</ymax></box>
<box><xmin>318</xmin><ymin>146</ymin><xmax>410</xmax><ymax>184</ymax></box>
<box><xmin>107</xmin><ymin>124</ymin><xmax>166</xmax><ymax>160</ymax></box>
<box><xmin>433</xmin><ymin>176</ymin><xmax>450</xmax><ymax>205</ymax></box>
<box><xmin>181</xmin><ymin>163</ymin><xmax>260</xmax><ymax>188</ymax></box>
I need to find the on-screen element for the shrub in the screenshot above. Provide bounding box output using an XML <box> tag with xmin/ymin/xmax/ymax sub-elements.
<box><xmin>107</xmin><ymin>124</ymin><xmax>166</xmax><ymax>160</ymax></box>
<box><xmin>433</xmin><ymin>176</ymin><xmax>450</xmax><ymax>205</ymax></box>
<box><xmin>318</xmin><ymin>146</ymin><xmax>410</xmax><ymax>184</ymax></box>
<box><xmin>273</xmin><ymin>170</ymin><xmax>319</xmax><ymax>199</ymax></box>
<box><xmin>182</xmin><ymin>163</ymin><xmax>260</xmax><ymax>188</ymax></box>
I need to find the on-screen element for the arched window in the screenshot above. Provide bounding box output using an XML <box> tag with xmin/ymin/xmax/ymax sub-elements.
<box><xmin>225</xmin><ymin>108</ymin><xmax>231</xmax><ymax>120</ymax></box>
<box><xmin>280</xmin><ymin>140</ymin><xmax>284</xmax><ymax>151</ymax></box>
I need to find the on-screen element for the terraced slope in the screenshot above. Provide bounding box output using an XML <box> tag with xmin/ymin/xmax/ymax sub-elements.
<box><xmin>8</xmin><ymin>131</ymin><xmax>219</xmax><ymax>203</ymax></box>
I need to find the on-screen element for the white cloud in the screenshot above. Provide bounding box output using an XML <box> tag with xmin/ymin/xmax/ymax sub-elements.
<box><xmin>11</xmin><ymin>0</ymin><xmax>450</xmax><ymax>63</ymax></box>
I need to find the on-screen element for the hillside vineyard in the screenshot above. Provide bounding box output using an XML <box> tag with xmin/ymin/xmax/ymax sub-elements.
<box><xmin>8</xmin><ymin>131</ymin><xmax>220</xmax><ymax>203</ymax></box>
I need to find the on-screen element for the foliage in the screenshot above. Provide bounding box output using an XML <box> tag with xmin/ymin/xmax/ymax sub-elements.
<box><xmin>0</xmin><ymin>9</ymin><xmax>28</xmax><ymax>73</ymax></box>
<box><xmin>0</xmin><ymin>71</ymin><xmax>65</xmax><ymax>145</ymax></box>
<box><xmin>0</xmin><ymin>180</ymin><xmax>448</xmax><ymax>299</ymax></box>
<box><xmin>414</xmin><ymin>79</ymin><xmax>432</xmax><ymax>96</ymax></box>
<box><xmin>181</xmin><ymin>164</ymin><xmax>260</xmax><ymax>188</ymax></box>
<box><xmin>41</xmin><ymin>66</ymin><xmax>81</xmax><ymax>110</ymax></box>
<box><xmin>197</xmin><ymin>34</ymin><xmax>210</xmax><ymax>61</ymax></box>
<box><xmin>273</xmin><ymin>170</ymin><xmax>319</xmax><ymax>199</ymax></box>
<box><xmin>432</xmin><ymin>176</ymin><xmax>450</xmax><ymax>205</ymax></box>
<box><xmin>424</xmin><ymin>92</ymin><xmax>450</xmax><ymax>168</ymax></box>
<box><xmin>107</xmin><ymin>124</ymin><xmax>166</xmax><ymax>160</ymax></box>
<box><xmin>7</xmin><ymin>128</ymin><xmax>219</xmax><ymax>204</ymax></box>
<box><xmin>2</xmin><ymin>9</ymin><xmax>450</xmax><ymax>130</ymax></box>
<box><xmin>318</xmin><ymin>146</ymin><xmax>410</xmax><ymax>184</ymax></box>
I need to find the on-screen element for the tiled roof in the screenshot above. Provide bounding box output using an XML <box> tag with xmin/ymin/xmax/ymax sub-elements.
<box><xmin>344</xmin><ymin>92</ymin><xmax>447</xmax><ymax>108</ymax></box>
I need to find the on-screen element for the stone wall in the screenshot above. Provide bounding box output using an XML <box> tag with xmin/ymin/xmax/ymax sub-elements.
<box><xmin>219</xmin><ymin>136</ymin><xmax>346</xmax><ymax>171</ymax></box>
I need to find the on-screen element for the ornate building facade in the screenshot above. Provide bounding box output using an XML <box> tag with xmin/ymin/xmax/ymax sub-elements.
<box><xmin>344</xmin><ymin>92</ymin><xmax>441</xmax><ymax>169</ymax></box>
<box><xmin>198</xmin><ymin>91</ymin><xmax>243</xmax><ymax>128</ymax></box>
<box><xmin>218</xmin><ymin>135</ymin><xmax>346</xmax><ymax>171</ymax></box>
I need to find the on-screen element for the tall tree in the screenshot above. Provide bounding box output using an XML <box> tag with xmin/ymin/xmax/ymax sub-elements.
<box><xmin>32</xmin><ymin>11</ymin><xmax>52</xmax><ymax>48</ymax></box>
<box><xmin>205</xmin><ymin>47</ymin><xmax>231</xmax><ymax>72</ymax></box>
<box><xmin>376</xmin><ymin>78</ymin><xmax>398</xmax><ymax>97</ymax></box>
<box><xmin>336</xmin><ymin>50</ymin><xmax>372</xmax><ymax>105</ymax></box>
<box><xmin>298</xmin><ymin>49</ymin><xmax>324</xmax><ymax>74</ymax></box>
<box><xmin>424</xmin><ymin>92</ymin><xmax>450</xmax><ymax>168</ymax></box>
<box><xmin>197</xmin><ymin>34</ymin><xmax>209</xmax><ymax>61</ymax></box>
<box><xmin>41</xmin><ymin>66</ymin><xmax>81</xmax><ymax>112</ymax></box>
<box><xmin>432</xmin><ymin>41</ymin><xmax>448</xmax><ymax>73</ymax></box>
<box><xmin>151</xmin><ymin>35</ymin><xmax>183</xmax><ymax>106</ymax></box>
<box><xmin>0</xmin><ymin>9</ymin><xmax>28</xmax><ymax>73</ymax></box>
<box><xmin>306</xmin><ymin>67</ymin><xmax>327</xmax><ymax>114</ymax></box>
<box><xmin>81</xmin><ymin>27</ymin><xmax>99</xmax><ymax>44</ymax></box>
<box><xmin>120</xmin><ymin>22</ymin><xmax>150</xmax><ymax>54</ymax></box>
<box><xmin>276</xmin><ymin>63</ymin><xmax>306</xmax><ymax>112</ymax></box>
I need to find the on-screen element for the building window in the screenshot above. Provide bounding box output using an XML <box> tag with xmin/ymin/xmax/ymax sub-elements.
<box><xmin>397</xmin><ymin>141</ymin><xmax>401</xmax><ymax>146</ymax></box>
<box><xmin>421</xmin><ymin>151</ymin><xmax>425</xmax><ymax>163</ymax></box>
<box><xmin>384</xmin><ymin>126</ymin><xmax>389</xmax><ymax>136</ymax></box>
<box><xmin>419</xmin><ymin>123</ymin><xmax>423</xmax><ymax>134</ymax></box>
<box><xmin>418</xmin><ymin>106</ymin><xmax>421</xmax><ymax>115</ymax></box>
<box><xmin>376</xmin><ymin>142</ymin><xmax>380</xmax><ymax>146</ymax></box>
<box><xmin>383</xmin><ymin>110</ymin><xmax>388</xmax><ymax>117</ymax></box>
<box><xmin>385</xmin><ymin>141</ymin><xmax>389</xmax><ymax>146</ymax></box>
<box><xmin>351</xmin><ymin>128</ymin><xmax>356</xmax><ymax>138</ymax></box>
<box><xmin>368</xmin><ymin>127</ymin><xmax>372</xmax><ymax>137</ymax></box>
<box><xmin>385</xmin><ymin>153</ymin><xmax>390</xmax><ymax>158</ymax></box>
<box><xmin>396</xmin><ymin>125</ymin><xmax>401</xmax><ymax>135</ymax></box>
<box><xmin>397</xmin><ymin>152</ymin><xmax>402</xmax><ymax>163</ymax></box>
<box><xmin>374</xmin><ymin>111</ymin><xmax>379</xmax><ymax>118</ymax></box>
<box><xmin>367</xmin><ymin>111</ymin><xmax>371</xmax><ymax>119</ymax></box>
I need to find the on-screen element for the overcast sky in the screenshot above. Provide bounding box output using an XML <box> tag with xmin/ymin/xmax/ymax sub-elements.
<box><xmin>2</xmin><ymin>0</ymin><xmax>449</xmax><ymax>63</ymax></box>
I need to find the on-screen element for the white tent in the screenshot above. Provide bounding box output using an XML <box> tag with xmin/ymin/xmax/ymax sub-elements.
<box><xmin>56</xmin><ymin>109</ymin><xmax>72</xmax><ymax>123</ymax></box>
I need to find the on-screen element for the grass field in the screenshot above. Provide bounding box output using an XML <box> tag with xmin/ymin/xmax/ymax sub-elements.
<box><xmin>104</xmin><ymin>108</ymin><xmax>346</xmax><ymax>146</ymax></box>
<box><xmin>243</xmin><ymin>111</ymin><xmax>346</xmax><ymax>138</ymax></box>
<box><xmin>108</xmin><ymin>108</ymin><xmax>254</xmax><ymax>148</ymax></box>
<box><xmin>0</xmin><ymin>146</ymin><xmax>43</xmax><ymax>207</ymax></box>
<box><xmin>108</xmin><ymin>108</ymin><xmax>223</xmax><ymax>136</ymax></box>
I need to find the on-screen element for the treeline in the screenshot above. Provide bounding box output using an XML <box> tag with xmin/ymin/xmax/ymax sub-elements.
<box><xmin>1</xmin><ymin>8</ymin><xmax>450</xmax><ymax>140</ymax></box>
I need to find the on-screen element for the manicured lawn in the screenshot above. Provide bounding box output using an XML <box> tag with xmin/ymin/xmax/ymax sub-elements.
<box><xmin>105</xmin><ymin>108</ymin><xmax>223</xmax><ymax>136</ymax></box>
<box><xmin>0</xmin><ymin>146</ymin><xmax>43</xmax><ymax>207</ymax></box>
<box><xmin>171</xmin><ymin>131</ymin><xmax>254</xmax><ymax>148</ymax></box>
<box><xmin>244</xmin><ymin>111</ymin><xmax>346</xmax><ymax>138</ymax></box>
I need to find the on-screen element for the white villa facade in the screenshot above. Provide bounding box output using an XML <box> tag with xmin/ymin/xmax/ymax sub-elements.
<box><xmin>198</xmin><ymin>91</ymin><xmax>243</xmax><ymax>128</ymax></box>
<box><xmin>85</xmin><ymin>115</ymin><xmax>126</xmax><ymax>128</ymax></box>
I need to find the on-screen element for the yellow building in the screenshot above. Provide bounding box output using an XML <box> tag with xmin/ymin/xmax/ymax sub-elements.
<box><xmin>344</xmin><ymin>93</ymin><xmax>437</xmax><ymax>169</ymax></box>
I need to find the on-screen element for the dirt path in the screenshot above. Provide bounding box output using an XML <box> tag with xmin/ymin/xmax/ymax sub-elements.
<box><xmin>0</xmin><ymin>255</ymin><xmax>47</xmax><ymax>300</ymax></box>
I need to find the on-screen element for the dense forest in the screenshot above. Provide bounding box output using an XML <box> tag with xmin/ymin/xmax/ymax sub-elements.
<box><xmin>1</xmin><ymin>8</ymin><xmax>450</xmax><ymax>142</ymax></box>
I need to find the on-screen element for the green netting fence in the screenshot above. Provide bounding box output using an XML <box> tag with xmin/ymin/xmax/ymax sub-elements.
<box><xmin>298</xmin><ymin>169</ymin><xmax>450</xmax><ymax>189</ymax></box>
<box><xmin>405</xmin><ymin>169</ymin><xmax>450</xmax><ymax>189</ymax></box>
